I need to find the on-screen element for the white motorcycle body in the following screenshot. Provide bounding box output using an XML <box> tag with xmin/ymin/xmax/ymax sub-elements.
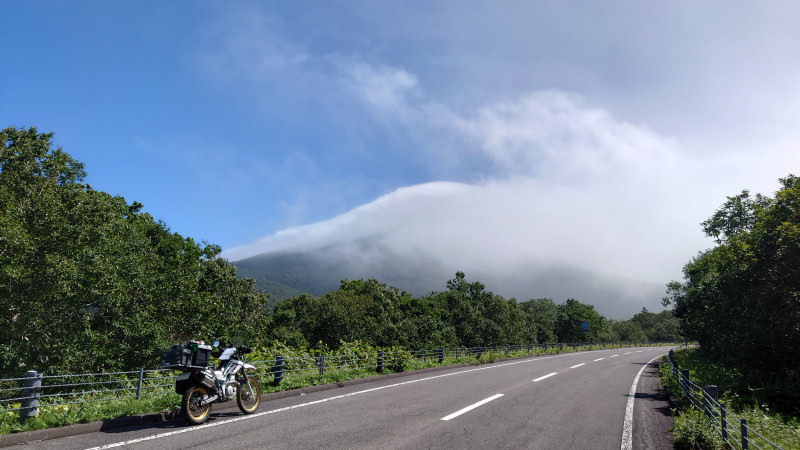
<box><xmin>175</xmin><ymin>341</ymin><xmax>262</xmax><ymax>425</ymax></box>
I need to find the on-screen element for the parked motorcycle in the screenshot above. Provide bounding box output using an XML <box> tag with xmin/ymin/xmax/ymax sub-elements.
<box><xmin>161</xmin><ymin>340</ymin><xmax>262</xmax><ymax>424</ymax></box>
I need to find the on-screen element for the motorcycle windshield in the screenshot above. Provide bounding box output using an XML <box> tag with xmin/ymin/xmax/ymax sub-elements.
<box><xmin>219</xmin><ymin>347</ymin><xmax>236</xmax><ymax>360</ymax></box>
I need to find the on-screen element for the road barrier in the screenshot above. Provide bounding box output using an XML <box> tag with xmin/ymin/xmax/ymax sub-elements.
<box><xmin>666</xmin><ymin>350</ymin><xmax>785</xmax><ymax>450</ymax></box>
<box><xmin>1</xmin><ymin>341</ymin><xmax>658</xmax><ymax>420</ymax></box>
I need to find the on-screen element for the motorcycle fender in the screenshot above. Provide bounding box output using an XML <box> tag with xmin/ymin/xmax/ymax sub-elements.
<box><xmin>175</xmin><ymin>372</ymin><xmax>191</xmax><ymax>395</ymax></box>
<box><xmin>244</xmin><ymin>363</ymin><xmax>256</xmax><ymax>370</ymax></box>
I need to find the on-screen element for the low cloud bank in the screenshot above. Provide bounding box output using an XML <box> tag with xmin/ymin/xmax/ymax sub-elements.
<box><xmin>223</xmin><ymin>88</ymin><xmax>796</xmax><ymax>318</ymax></box>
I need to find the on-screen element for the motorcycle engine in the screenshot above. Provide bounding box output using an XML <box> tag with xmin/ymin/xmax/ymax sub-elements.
<box><xmin>224</xmin><ymin>381</ymin><xmax>239</xmax><ymax>399</ymax></box>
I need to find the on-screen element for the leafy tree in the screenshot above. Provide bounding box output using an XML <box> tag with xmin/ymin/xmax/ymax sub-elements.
<box><xmin>610</xmin><ymin>320</ymin><xmax>647</xmax><ymax>342</ymax></box>
<box><xmin>0</xmin><ymin>127</ymin><xmax>269</xmax><ymax>376</ymax></box>
<box><xmin>630</xmin><ymin>308</ymin><xmax>681</xmax><ymax>341</ymax></box>
<box><xmin>664</xmin><ymin>175</ymin><xmax>800</xmax><ymax>390</ymax></box>
<box><xmin>554</xmin><ymin>298</ymin><xmax>606</xmax><ymax>343</ymax></box>
<box><xmin>520</xmin><ymin>298</ymin><xmax>559</xmax><ymax>343</ymax></box>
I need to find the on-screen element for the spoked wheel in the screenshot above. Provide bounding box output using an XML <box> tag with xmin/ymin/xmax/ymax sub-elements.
<box><xmin>182</xmin><ymin>385</ymin><xmax>212</xmax><ymax>425</ymax></box>
<box><xmin>236</xmin><ymin>376</ymin><xmax>261</xmax><ymax>414</ymax></box>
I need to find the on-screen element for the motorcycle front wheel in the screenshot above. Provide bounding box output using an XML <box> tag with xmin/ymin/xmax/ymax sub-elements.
<box><xmin>182</xmin><ymin>385</ymin><xmax>212</xmax><ymax>425</ymax></box>
<box><xmin>236</xmin><ymin>376</ymin><xmax>261</xmax><ymax>414</ymax></box>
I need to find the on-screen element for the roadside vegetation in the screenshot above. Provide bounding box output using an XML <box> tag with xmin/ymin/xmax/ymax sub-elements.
<box><xmin>2</xmin><ymin>340</ymin><xmax>672</xmax><ymax>435</ymax></box>
<box><xmin>662</xmin><ymin>175</ymin><xmax>800</xmax><ymax>448</ymax></box>
<box><xmin>660</xmin><ymin>349</ymin><xmax>800</xmax><ymax>450</ymax></box>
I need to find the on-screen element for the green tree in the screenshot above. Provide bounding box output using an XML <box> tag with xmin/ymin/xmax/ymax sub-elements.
<box><xmin>664</xmin><ymin>175</ymin><xmax>800</xmax><ymax>383</ymax></box>
<box><xmin>0</xmin><ymin>127</ymin><xmax>269</xmax><ymax>376</ymax></box>
<box><xmin>554</xmin><ymin>298</ymin><xmax>606</xmax><ymax>343</ymax></box>
<box><xmin>610</xmin><ymin>320</ymin><xmax>647</xmax><ymax>342</ymax></box>
<box><xmin>521</xmin><ymin>298</ymin><xmax>559</xmax><ymax>343</ymax></box>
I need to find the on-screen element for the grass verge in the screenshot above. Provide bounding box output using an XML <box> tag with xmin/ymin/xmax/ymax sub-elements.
<box><xmin>660</xmin><ymin>348</ymin><xmax>800</xmax><ymax>449</ymax></box>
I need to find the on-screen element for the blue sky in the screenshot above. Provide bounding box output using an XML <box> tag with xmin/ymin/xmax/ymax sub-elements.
<box><xmin>4</xmin><ymin>1</ymin><xmax>800</xmax><ymax>315</ymax></box>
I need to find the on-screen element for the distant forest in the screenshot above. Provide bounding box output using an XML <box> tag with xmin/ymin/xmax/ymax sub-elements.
<box><xmin>1</xmin><ymin>127</ymin><xmax>679</xmax><ymax>378</ymax></box>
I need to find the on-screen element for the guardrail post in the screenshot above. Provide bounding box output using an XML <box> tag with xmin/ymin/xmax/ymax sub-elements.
<box><xmin>476</xmin><ymin>346</ymin><xmax>482</xmax><ymax>358</ymax></box>
<box><xmin>701</xmin><ymin>385</ymin><xmax>717</xmax><ymax>417</ymax></box>
<box><xmin>273</xmin><ymin>356</ymin><xmax>285</xmax><ymax>385</ymax></box>
<box><xmin>740</xmin><ymin>418</ymin><xmax>748</xmax><ymax>449</ymax></box>
<box><xmin>438</xmin><ymin>348</ymin><xmax>444</xmax><ymax>363</ymax></box>
<box><xmin>423</xmin><ymin>350</ymin><xmax>427</xmax><ymax>362</ymax></box>
<box><xmin>136</xmin><ymin>368</ymin><xmax>144</xmax><ymax>400</ymax></box>
<box><xmin>20</xmin><ymin>370</ymin><xmax>41</xmax><ymax>419</ymax></box>
<box><xmin>679</xmin><ymin>369</ymin><xmax>690</xmax><ymax>395</ymax></box>
<box><xmin>377</xmin><ymin>351</ymin><xmax>384</xmax><ymax>373</ymax></box>
<box><xmin>720</xmin><ymin>402</ymin><xmax>728</xmax><ymax>442</ymax></box>
<box><xmin>319</xmin><ymin>355</ymin><xmax>325</xmax><ymax>375</ymax></box>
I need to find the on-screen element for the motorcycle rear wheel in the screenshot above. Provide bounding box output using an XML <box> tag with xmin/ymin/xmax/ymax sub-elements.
<box><xmin>236</xmin><ymin>376</ymin><xmax>261</xmax><ymax>414</ymax></box>
<box><xmin>182</xmin><ymin>385</ymin><xmax>212</xmax><ymax>425</ymax></box>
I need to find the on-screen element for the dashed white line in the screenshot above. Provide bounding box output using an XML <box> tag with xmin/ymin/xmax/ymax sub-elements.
<box><xmin>610</xmin><ymin>355</ymin><xmax>619</xmax><ymax>358</ymax></box>
<box><xmin>594</xmin><ymin>358</ymin><xmax>605</xmax><ymax>361</ymax></box>
<box><xmin>87</xmin><ymin>351</ymin><xmax>587</xmax><ymax>449</ymax></box>
<box><xmin>570</xmin><ymin>363</ymin><xmax>585</xmax><ymax>369</ymax></box>
<box><xmin>533</xmin><ymin>372</ymin><xmax>558</xmax><ymax>382</ymax></box>
<box><xmin>441</xmin><ymin>394</ymin><xmax>504</xmax><ymax>421</ymax></box>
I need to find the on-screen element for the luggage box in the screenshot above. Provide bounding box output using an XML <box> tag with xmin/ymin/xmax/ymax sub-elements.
<box><xmin>161</xmin><ymin>341</ymin><xmax>212</xmax><ymax>369</ymax></box>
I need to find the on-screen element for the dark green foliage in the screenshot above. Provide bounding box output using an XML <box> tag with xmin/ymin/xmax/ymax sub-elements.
<box><xmin>520</xmin><ymin>298</ymin><xmax>559</xmax><ymax>343</ymax></box>
<box><xmin>268</xmin><ymin>271</ymin><xmax>680</xmax><ymax>351</ymax></box>
<box><xmin>664</xmin><ymin>175</ymin><xmax>800</xmax><ymax>413</ymax></box>
<box><xmin>630</xmin><ymin>308</ymin><xmax>682</xmax><ymax>341</ymax></box>
<box><xmin>0</xmin><ymin>127</ymin><xmax>269</xmax><ymax>377</ymax></box>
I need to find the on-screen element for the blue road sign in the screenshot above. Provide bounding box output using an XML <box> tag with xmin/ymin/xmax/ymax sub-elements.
<box><xmin>581</xmin><ymin>321</ymin><xmax>589</xmax><ymax>332</ymax></box>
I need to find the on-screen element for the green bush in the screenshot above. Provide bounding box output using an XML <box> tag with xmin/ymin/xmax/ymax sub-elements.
<box><xmin>671</xmin><ymin>407</ymin><xmax>726</xmax><ymax>450</ymax></box>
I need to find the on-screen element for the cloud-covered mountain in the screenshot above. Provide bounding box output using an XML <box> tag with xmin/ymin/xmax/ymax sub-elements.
<box><xmin>224</xmin><ymin>90</ymin><xmax>794</xmax><ymax>319</ymax></box>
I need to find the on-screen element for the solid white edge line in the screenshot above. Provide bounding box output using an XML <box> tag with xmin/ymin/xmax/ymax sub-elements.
<box><xmin>620</xmin><ymin>353</ymin><xmax>664</xmax><ymax>450</ymax></box>
<box><xmin>532</xmin><ymin>372</ymin><xmax>558</xmax><ymax>382</ymax></box>
<box><xmin>86</xmin><ymin>346</ymin><xmax>672</xmax><ymax>449</ymax></box>
<box><xmin>85</xmin><ymin>352</ymin><xmax>582</xmax><ymax>449</ymax></box>
<box><xmin>440</xmin><ymin>394</ymin><xmax>503</xmax><ymax>421</ymax></box>
<box><xmin>570</xmin><ymin>363</ymin><xmax>585</xmax><ymax>369</ymax></box>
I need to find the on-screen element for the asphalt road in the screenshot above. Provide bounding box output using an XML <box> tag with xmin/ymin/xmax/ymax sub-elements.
<box><xmin>11</xmin><ymin>346</ymin><xmax>676</xmax><ymax>450</ymax></box>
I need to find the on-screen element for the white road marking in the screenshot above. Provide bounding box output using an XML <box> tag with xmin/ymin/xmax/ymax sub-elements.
<box><xmin>594</xmin><ymin>358</ymin><xmax>605</xmax><ymax>361</ymax></box>
<box><xmin>620</xmin><ymin>354</ymin><xmax>665</xmax><ymax>450</ymax></box>
<box><xmin>636</xmin><ymin>351</ymin><xmax>643</xmax><ymax>353</ymax></box>
<box><xmin>533</xmin><ymin>372</ymin><xmax>558</xmax><ymax>382</ymax></box>
<box><xmin>624</xmin><ymin>352</ymin><xmax>632</xmax><ymax>355</ymax></box>
<box><xmin>570</xmin><ymin>363</ymin><xmax>585</xmax><ymax>369</ymax></box>
<box><xmin>85</xmin><ymin>351</ymin><xmax>590</xmax><ymax>449</ymax></box>
<box><xmin>610</xmin><ymin>355</ymin><xmax>619</xmax><ymax>358</ymax></box>
<box><xmin>440</xmin><ymin>394</ymin><xmax>504</xmax><ymax>421</ymax></box>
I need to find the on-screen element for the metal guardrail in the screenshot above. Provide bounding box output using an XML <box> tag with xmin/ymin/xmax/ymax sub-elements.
<box><xmin>666</xmin><ymin>350</ymin><xmax>785</xmax><ymax>450</ymax></box>
<box><xmin>1</xmin><ymin>341</ymin><xmax>652</xmax><ymax>419</ymax></box>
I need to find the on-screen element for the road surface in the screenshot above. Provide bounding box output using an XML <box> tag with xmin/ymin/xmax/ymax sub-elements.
<box><xmin>10</xmin><ymin>346</ymin><xmax>676</xmax><ymax>449</ymax></box>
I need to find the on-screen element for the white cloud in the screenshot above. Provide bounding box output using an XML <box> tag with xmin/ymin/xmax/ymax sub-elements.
<box><xmin>222</xmin><ymin>88</ymin><xmax>727</xmax><ymax>316</ymax></box>
<box><xmin>207</xmin><ymin>15</ymin><xmax>800</xmax><ymax>317</ymax></box>
<box><xmin>336</xmin><ymin>60</ymin><xmax>420</xmax><ymax>115</ymax></box>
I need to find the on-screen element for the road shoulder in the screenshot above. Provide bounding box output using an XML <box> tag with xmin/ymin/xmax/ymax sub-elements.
<box><xmin>633</xmin><ymin>359</ymin><xmax>675</xmax><ymax>449</ymax></box>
